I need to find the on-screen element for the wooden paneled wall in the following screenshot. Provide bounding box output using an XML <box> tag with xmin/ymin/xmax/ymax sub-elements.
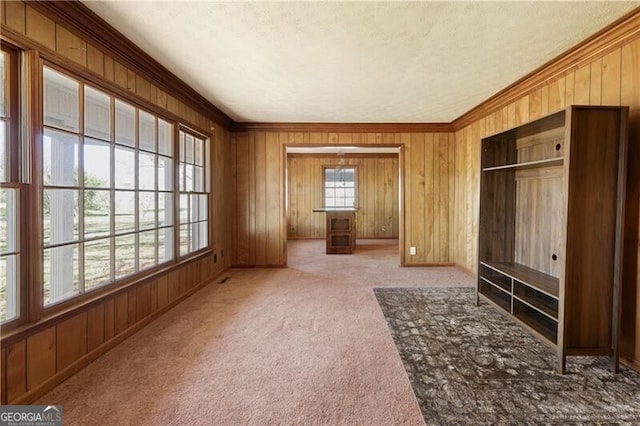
<box><xmin>287</xmin><ymin>155</ymin><xmax>399</xmax><ymax>239</ymax></box>
<box><xmin>2</xmin><ymin>256</ymin><xmax>217</xmax><ymax>404</ymax></box>
<box><xmin>230</xmin><ymin>131</ymin><xmax>455</xmax><ymax>266</ymax></box>
<box><xmin>0</xmin><ymin>1</ymin><xmax>234</xmax><ymax>403</ymax></box>
<box><xmin>451</xmin><ymin>17</ymin><xmax>640</xmax><ymax>368</ymax></box>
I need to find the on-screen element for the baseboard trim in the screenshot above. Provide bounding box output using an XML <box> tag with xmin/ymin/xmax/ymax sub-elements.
<box><xmin>455</xmin><ymin>263</ymin><xmax>477</xmax><ymax>277</ymax></box>
<box><xmin>402</xmin><ymin>262</ymin><xmax>456</xmax><ymax>267</ymax></box>
<box><xmin>231</xmin><ymin>264</ymin><xmax>287</xmax><ymax>268</ymax></box>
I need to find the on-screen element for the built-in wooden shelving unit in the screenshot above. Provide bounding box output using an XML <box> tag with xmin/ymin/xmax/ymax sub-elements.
<box><xmin>477</xmin><ymin>105</ymin><xmax>629</xmax><ymax>373</ymax></box>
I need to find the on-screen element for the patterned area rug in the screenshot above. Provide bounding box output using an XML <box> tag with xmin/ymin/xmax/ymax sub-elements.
<box><xmin>374</xmin><ymin>287</ymin><xmax>640</xmax><ymax>425</ymax></box>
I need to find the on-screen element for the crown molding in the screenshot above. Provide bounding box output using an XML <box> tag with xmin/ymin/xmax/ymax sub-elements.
<box><xmin>28</xmin><ymin>0</ymin><xmax>234</xmax><ymax>129</ymax></box>
<box><xmin>232</xmin><ymin>122</ymin><xmax>454</xmax><ymax>133</ymax></box>
<box><xmin>452</xmin><ymin>6</ymin><xmax>640</xmax><ymax>131</ymax></box>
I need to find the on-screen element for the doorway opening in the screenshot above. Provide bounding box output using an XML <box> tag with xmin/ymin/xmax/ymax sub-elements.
<box><xmin>284</xmin><ymin>145</ymin><xmax>403</xmax><ymax>265</ymax></box>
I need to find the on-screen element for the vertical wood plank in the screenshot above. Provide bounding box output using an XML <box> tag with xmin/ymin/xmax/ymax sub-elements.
<box><xmin>248</xmin><ymin>133</ymin><xmax>257</xmax><ymax>265</ymax></box>
<box><xmin>27</xmin><ymin>328</ymin><xmax>56</xmax><ymax>390</ymax></box>
<box><xmin>1</xmin><ymin>347</ymin><xmax>5</xmax><ymax>404</ymax></box>
<box><xmin>156</xmin><ymin>88</ymin><xmax>168</xmax><ymax>110</ymax></box>
<box><xmin>439</xmin><ymin>133</ymin><xmax>450</xmax><ymax>261</ymax></box>
<box><xmin>136</xmin><ymin>75</ymin><xmax>152</xmax><ymax>102</ymax></box>
<box><xmin>114</xmin><ymin>292</ymin><xmax>128</xmax><ymax>335</ymax></box>
<box><xmin>529</xmin><ymin>88</ymin><xmax>543</xmax><ymax>120</ymax></box>
<box><xmin>87</xmin><ymin>303</ymin><xmax>105</xmax><ymax>352</ymax></box>
<box><xmin>137</xmin><ymin>281</ymin><xmax>152</xmax><ymax>320</ymax></box>
<box><xmin>104</xmin><ymin>298</ymin><xmax>115</xmax><ymax>340</ymax></box>
<box><xmin>266</xmin><ymin>132</ymin><xmax>282</xmax><ymax>264</ymax></box>
<box><xmin>5</xmin><ymin>1</ymin><xmax>26</xmax><ymax>34</ymax></box>
<box><xmin>25</xmin><ymin>5</ymin><xmax>55</xmax><ymax>50</ymax></box>
<box><xmin>235</xmin><ymin>134</ymin><xmax>249</xmax><ymax>264</ymax></box>
<box><xmin>424</xmin><ymin>133</ymin><xmax>435</xmax><ymax>261</ymax></box>
<box><xmin>515</xmin><ymin>95</ymin><xmax>530</xmax><ymax>126</ymax></box>
<box><xmin>565</xmin><ymin>70</ymin><xmax>575</xmax><ymax>106</ymax></box>
<box><xmin>410</xmin><ymin>133</ymin><xmax>425</xmax><ymax>264</ymax></box>
<box><xmin>590</xmin><ymin>58</ymin><xmax>603</xmax><ymax>105</ymax></box>
<box><xmin>6</xmin><ymin>341</ymin><xmax>26</xmax><ymax>403</ymax></box>
<box><xmin>574</xmin><ymin>63</ymin><xmax>591</xmax><ymax>104</ymax></box>
<box><xmin>56</xmin><ymin>312</ymin><xmax>88</xmax><ymax>371</ymax></box>
<box><xmin>114</xmin><ymin>61</ymin><xmax>128</xmax><ymax>89</ymax></box>
<box><xmin>548</xmin><ymin>77</ymin><xmax>566</xmax><ymax>112</ymax></box>
<box><xmin>127</xmin><ymin>69</ymin><xmax>136</xmax><ymax>93</ymax></box>
<box><xmin>151</xmin><ymin>279</ymin><xmax>159</xmax><ymax>313</ymax></box>
<box><xmin>128</xmin><ymin>288</ymin><xmax>137</xmax><ymax>326</ymax></box>
<box><xmin>448</xmin><ymin>132</ymin><xmax>456</xmax><ymax>261</ymax></box>
<box><xmin>254</xmin><ymin>132</ymin><xmax>267</xmax><ymax>265</ymax></box>
<box><xmin>401</xmin><ymin>133</ymin><xmax>412</xmax><ymax>262</ymax></box>
<box><xmin>86</xmin><ymin>44</ymin><xmax>104</xmax><ymax>77</ymax></box>
<box><xmin>55</xmin><ymin>25</ymin><xmax>87</xmax><ymax>66</ymax></box>
<box><xmin>602</xmin><ymin>48</ymin><xmax>622</xmax><ymax>106</ymax></box>
<box><xmin>103</xmin><ymin>55</ymin><xmax>115</xmax><ymax>82</ymax></box>
<box><xmin>540</xmin><ymin>86</ymin><xmax>550</xmax><ymax>115</ymax></box>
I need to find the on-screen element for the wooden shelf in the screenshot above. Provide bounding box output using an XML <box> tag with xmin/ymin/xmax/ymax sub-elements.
<box><xmin>481</xmin><ymin>261</ymin><xmax>559</xmax><ymax>299</ymax></box>
<box><xmin>478</xmin><ymin>106</ymin><xmax>628</xmax><ymax>373</ymax></box>
<box><xmin>513</xmin><ymin>281</ymin><xmax>558</xmax><ymax>320</ymax></box>
<box><xmin>479</xmin><ymin>264</ymin><xmax>511</xmax><ymax>292</ymax></box>
<box><xmin>479</xmin><ymin>281</ymin><xmax>511</xmax><ymax>312</ymax></box>
<box><xmin>513</xmin><ymin>300</ymin><xmax>558</xmax><ymax>344</ymax></box>
<box><xmin>482</xmin><ymin>157</ymin><xmax>563</xmax><ymax>172</ymax></box>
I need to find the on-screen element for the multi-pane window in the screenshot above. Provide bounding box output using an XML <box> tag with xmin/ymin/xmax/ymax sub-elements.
<box><xmin>324</xmin><ymin>166</ymin><xmax>357</xmax><ymax>208</ymax></box>
<box><xmin>0</xmin><ymin>46</ymin><xmax>20</xmax><ymax>323</ymax></box>
<box><xmin>43</xmin><ymin>66</ymin><xmax>175</xmax><ymax>307</ymax></box>
<box><xmin>178</xmin><ymin>129</ymin><xmax>208</xmax><ymax>256</ymax></box>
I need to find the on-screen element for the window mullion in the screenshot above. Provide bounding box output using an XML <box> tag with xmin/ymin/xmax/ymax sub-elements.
<box><xmin>109</xmin><ymin>97</ymin><xmax>116</xmax><ymax>283</ymax></box>
<box><xmin>26</xmin><ymin>50</ymin><xmax>44</xmax><ymax>323</ymax></box>
<box><xmin>78</xmin><ymin>83</ymin><xmax>86</xmax><ymax>295</ymax></box>
<box><xmin>173</xmin><ymin>125</ymin><xmax>180</xmax><ymax>261</ymax></box>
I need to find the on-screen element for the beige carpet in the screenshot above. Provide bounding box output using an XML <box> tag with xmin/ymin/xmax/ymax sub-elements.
<box><xmin>37</xmin><ymin>239</ymin><xmax>474</xmax><ymax>425</ymax></box>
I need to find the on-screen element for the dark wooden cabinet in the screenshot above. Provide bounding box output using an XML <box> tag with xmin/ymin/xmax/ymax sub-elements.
<box><xmin>326</xmin><ymin>211</ymin><xmax>356</xmax><ymax>254</ymax></box>
<box><xmin>477</xmin><ymin>105</ymin><xmax>629</xmax><ymax>373</ymax></box>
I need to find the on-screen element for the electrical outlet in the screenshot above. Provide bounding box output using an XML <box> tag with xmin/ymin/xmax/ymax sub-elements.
<box><xmin>410</xmin><ymin>246</ymin><xmax>417</xmax><ymax>256</ymax></box>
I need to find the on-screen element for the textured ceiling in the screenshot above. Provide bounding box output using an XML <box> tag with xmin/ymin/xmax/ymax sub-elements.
<box><xmin>82</xmin><ymin>1</ymin><xmax>639</xmax><ymax>124</ymax></box>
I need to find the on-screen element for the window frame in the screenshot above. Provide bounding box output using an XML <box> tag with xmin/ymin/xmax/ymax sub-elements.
<box><xmin>322</xmin><ymin>164</ymin><xmax>358</xmax><ymax>209</ymax></box>
<box><xmin>29</xmin><ymin>59</ymin><xmax>213</xmax><ymax>319</ymax></box>
<box><xmin>0</xmin><ymin>43</ymin><xmax>27</xmax><ymax>329</ymax></box>
<box><xmin>177</xmin><ymin>126</ymin><xmax>211</xmax><ymax>259</ymax></box>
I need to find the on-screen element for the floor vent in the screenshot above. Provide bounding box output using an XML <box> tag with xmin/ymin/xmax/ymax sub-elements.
<box><xmin>219</xmin><ymin>276</ymin><xmax>231</xmax><ymax>284</ymax></box>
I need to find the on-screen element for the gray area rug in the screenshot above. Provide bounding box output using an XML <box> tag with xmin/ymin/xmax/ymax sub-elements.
<box><xmin>374</xmin><ymin>287</ymin><xmax>640</xmax><ymax>425</ymax></box>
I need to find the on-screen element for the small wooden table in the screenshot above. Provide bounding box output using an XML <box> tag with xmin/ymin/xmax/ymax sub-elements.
<box><xmin>312</xmin><ymin>208</ymin><xmax>357</xmax><ymax>254</ymax></box>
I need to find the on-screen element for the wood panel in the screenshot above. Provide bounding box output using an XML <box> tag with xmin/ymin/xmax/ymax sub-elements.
<box><xmin>514</xmin><ymin>166</ymin><xmax>564</xmax><ymax>277</ymax></box>
<box><xmin>87</xmin><ymin>303</ymin><xmax>105</xmax><ymax>352</ymax></box>
<box><xmin>136</xmin><ymin>281</ymin><xmax>152</xmax><ymax>321</ymax></box>
<box><xmin>56</xmin><ymin>313</ymin><xmax>87</xmax><ymax>371</ymax></box>
<box><xmin>232</xmin><ymin>129</ymin><xmax>454</xmax><ymax>266</ymax></box>
<box><xmin>287</xmin><ymin>155</ymin><xmax>399</xmax><ymax>239</ymax></box>
<box><xmin>114</xmin><ymin>292</ymin><xmax>129</xmax><ymax>335</ymax></box>
<box><xmin>5</xmin><ymin>340</ymin><xmax>26</xmax><ymax>403</ymax></box>
<box><xmin>4</xmin><ymin>1</ymin><xmax>26</xmax><ymax>35</ymax></box>
<box><xmin>26</xmin><ymin>328</ymin><xmax>56</xmax><ymax>390</ymax></box>
<box><xmin>25</xmin><ymin>5</ymin><xmax>55</xmax><ymax>50</ymax></box>
<box><xmin>55</xmin><ymin>25</ymin><xmax>87</xmax><ymax>66</ymax></box>
<box><xmin>620</xmin><ymin>37</ymin><xmax>640</xmax><ymax>368</ymax></box>
<box><xmin>409</xmin><ymin>133</ymin><xmax>426</xmax><ymax>264</ymax></box>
